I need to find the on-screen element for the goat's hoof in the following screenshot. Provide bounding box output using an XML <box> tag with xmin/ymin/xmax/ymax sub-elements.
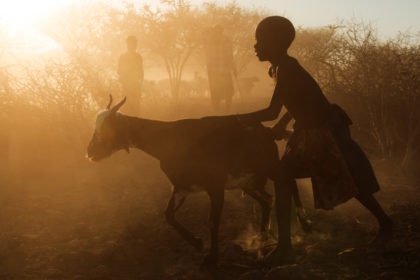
<box><xmin>201</xmin><ymin>254</ymin><xmax>218</xmax><ymax>269</ymax></box>
<box><xmin>192</xmin><ymin>238</ymin><xmax>204</xmax><ymax>251</ymax></box>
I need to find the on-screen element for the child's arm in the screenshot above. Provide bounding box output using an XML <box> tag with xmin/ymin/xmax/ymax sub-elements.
<box><xmin>271</xmin><ymin>111</ymin><xmax>293</xmax><ymax>140</ymax></box>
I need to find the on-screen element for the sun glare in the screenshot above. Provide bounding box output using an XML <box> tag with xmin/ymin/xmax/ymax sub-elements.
<box><xmin>0</xmin><ymin>0</ymin><xmax>75</xmax><ymax>54</ymax></box>
<box><xmin>0</xmin><ymin>0</ymin><xmax>67</xmax><ymax>29</ymax></box>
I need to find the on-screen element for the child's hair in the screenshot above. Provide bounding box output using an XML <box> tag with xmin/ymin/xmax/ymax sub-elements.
<box><xmin>257</xmin><ymin>16</ymin><xmax>295</xmax><ymax>50</ymax></box>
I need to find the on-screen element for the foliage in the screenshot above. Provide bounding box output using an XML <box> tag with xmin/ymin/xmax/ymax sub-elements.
<box><xmin>140</xmin><ymin>0</ymin><xmax>202</xmax><ymax>99</ymax></box>
<box><xmin>0</xmin><ymin>1</ymin><xmax>419</xmax><ymax>175</ymax></box>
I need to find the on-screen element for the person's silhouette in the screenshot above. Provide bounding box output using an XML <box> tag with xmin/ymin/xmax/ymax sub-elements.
<box><xmin>228</xmin><ymin>16</ymin><xmax>393</xmax><ymax>264</ymax></box>
<box><xmin>118</xmin><ymin>36</ymin><xmax>144</xmax><ymax>114</ymax></box>
<box><xmin>205</xmin><ymin>25</ymin><xmax>237</xmax><ymax>112</ymax></box>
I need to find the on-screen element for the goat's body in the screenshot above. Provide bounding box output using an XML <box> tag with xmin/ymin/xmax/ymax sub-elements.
<box><xmin>116</xmin><ymin>115</ymin><xmax>282</xmax><ymax>264</ymax></box>
<box><xmin>124</xmin><ymin>115</ymin><xmax>278</xmax><ymax>190</ymax></box>
<box><xmin>155</xmin><ymin>118</ymin><xmax>278</xmax><ymax>191</ymax></box>
<box><xmin>90</xmin><ymin>113</ymin><xmax>307</xmax><ymax>266</ymax></box>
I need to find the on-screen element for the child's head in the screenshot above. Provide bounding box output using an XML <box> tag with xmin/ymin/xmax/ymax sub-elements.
<box><xmin>254</xmin><ymin>16</ymin><xmax>295</xmax><ymax>62</ymax></box>
<box><xmin>126</xmin><ymin>36</ymin><xmax>138</xmax><ymax>52</ymax></box>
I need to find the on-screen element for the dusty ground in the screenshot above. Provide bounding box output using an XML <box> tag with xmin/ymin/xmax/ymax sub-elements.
<box><xmin>1</xmin><ymin>94</ymin><xmax>420</xmax><ymax>280</ymax></box>
<box><xmin>0</xmin><ymin>148</ymin><xmax>419</xmax><ymax>280</ymax></box>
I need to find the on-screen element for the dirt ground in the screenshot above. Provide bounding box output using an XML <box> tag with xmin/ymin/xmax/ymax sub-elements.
<box><xmin>0</xmin><ymin>147</ymin><xmax>419</xmax><ymax>280</ymax></box>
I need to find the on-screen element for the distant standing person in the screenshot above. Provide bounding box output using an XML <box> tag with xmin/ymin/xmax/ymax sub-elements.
<box><xmin>205</xmin><ymin>25</ymin><xmax>237</xmax><ymax>112</ymax></box>
<box><xmin>118</xmin><ymin>36</ymin><xmax>144</xmax><ymax>114</ymax></box>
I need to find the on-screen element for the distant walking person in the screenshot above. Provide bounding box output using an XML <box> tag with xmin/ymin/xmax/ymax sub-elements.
<box><xmin>118</xmin><ymin>36</ymin><xmax>144</xmax><ymax>114</ymax></box>
<box><xmin>205</xmin><ymin>25</ymin><xmax>237</xmax><ymax>112</ymax></box>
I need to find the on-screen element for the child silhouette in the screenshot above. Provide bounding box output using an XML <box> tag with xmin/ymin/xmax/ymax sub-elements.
<box><xmin>231</xmin><ymin>16</ymin><xmax>393</xmax><ymax>264</ymax></box>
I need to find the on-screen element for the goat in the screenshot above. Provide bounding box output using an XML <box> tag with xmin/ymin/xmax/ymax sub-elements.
<box><xmin>87</xmin><ymin>96</ymin><xmax>310</xmax><ymax>267</ymax></box>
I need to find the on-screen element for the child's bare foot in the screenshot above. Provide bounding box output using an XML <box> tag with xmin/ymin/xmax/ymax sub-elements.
<box><xmin>370</xmin><ymin>219</ymin><xmax>394</xmax><ymax>246</ymax></box>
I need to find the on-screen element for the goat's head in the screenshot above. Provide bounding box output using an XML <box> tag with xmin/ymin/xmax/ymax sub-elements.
<box><xmin>87</xmin><ymin>95</ymin><xmax>129</xmax><ymax>161</ymax></box>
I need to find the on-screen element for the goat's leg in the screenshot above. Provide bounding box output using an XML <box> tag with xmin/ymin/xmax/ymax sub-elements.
<box><xmin>244</xmin><ymin>189</ymin><xmax>271</xmax><ymax>234</ymax></box>
<box><xmin>263</xmin><ymin>176</ymin><xmax>295</xmax><ymax>265</ymax></box>
<box><xmin>202</xmin><ymin>189</ymin><xmax>224</xmax><ymax>267</ymax></box>
<box><xmin>355</xmin><ymin>192</ymin><xmax>393</xmax><ymax>243</ymax></box>
<box><xmin>165</xmin><ymin>191</ymin><xmax>203</xmax><ymax>251</ymax></box>
<box><xmin>291</xmin><ymin>183</ymin><xmax>312</xmax><ymax>233</ymax></box>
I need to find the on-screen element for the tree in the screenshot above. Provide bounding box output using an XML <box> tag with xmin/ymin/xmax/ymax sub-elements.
<box><xmin>322</xmin><ymin>21</ymin><xmax>420</xmax><ymax>174</ymax></box>
<box><xmin>41</xmin><ymin>1</ymin><xmax>125</xmax><ymax>108</ymax></box>
<box><xmin>141</xmin><ymin>0</ymin><xmax>201</xmax><ymax>99</ymax></box>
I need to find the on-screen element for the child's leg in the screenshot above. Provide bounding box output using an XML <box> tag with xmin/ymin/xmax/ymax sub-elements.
<box><xmin>265</xmin><ymin>163</ymin><xmax>298</xmax><ymax>264</ymax></box>
<box><xmin>275</xmin><ymin>177</ymin><xmax>293</xmax><ymax>250</ymax></box>
<box><xmin>334</xmin><ymin>129</ymin><xmax>393</xmax><ymax>239</ymax></box>
<box><xmin>263</xmin><ymin>176</ymin><xmax>294</xmax><ymax>264</ymax></box>
<box><xmin>355</xmin><ymin>192</ymin><xmax>393</xmax><ymax>237</ymax></box>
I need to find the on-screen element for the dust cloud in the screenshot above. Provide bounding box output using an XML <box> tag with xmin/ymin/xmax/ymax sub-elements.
<box><xmin>0</xmin><ymin>1</ymin><xmax>419</xmax><ymax>279</ymax></box>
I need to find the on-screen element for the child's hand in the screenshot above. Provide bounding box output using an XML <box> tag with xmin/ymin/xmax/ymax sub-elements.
<box><xmin>271</xmin><ymin>124</ymin><xmax>292</xmax><ymax>140</ymax></box>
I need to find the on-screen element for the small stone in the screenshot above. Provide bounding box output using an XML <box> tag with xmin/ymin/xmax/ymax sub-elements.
<box><xmin>337</xmin><ymin>247</ymin><xmax>362</xmax><ymax>265</ymax></box>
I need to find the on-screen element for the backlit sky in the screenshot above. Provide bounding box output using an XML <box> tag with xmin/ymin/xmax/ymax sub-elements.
<box><xmin>0</xmin><ymin>0</ymin><xmax>419</xmax><ymax>56</ymax></box>
<box><xmin>191</xmin><ymin>0</ymin><xmax>420</xmax><ymax>38</ymax></box>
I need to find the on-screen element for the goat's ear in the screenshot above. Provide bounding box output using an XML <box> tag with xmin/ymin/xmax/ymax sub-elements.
<box><xmin>106</xmin><ymin>94</ymin><xmax>113</xmax><ymax>109</ymax></box>
<box><xmin>124</xmin><ymin>146</ymin><xmax>130</xmax><ymax>153</ymax></box>
<box><xmin>111</xmin><ymin>96</ymin><xmax>126</xmax><ymax>114</ymax></box>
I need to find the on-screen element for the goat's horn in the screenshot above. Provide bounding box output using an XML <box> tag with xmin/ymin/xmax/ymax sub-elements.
<box><xmin>106</xmin><ymin>94</ymin><xmax>113</xmax><ymax>109</ymax></box>
<box><xmin>111</xmin><ymin>96</ymin><xmax>126</xmax><ymax>114</ymax></box>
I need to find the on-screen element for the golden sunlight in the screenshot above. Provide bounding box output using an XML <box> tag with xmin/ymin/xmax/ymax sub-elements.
<box><xmin>0</xmin><ymin>0</ymin><xmax>68</xmax><ymax>28</ymax></box>
<box><xmin>0</xmin><ymin>0</ymin><xmax>74</xmax><ymax>55</ymax></box>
